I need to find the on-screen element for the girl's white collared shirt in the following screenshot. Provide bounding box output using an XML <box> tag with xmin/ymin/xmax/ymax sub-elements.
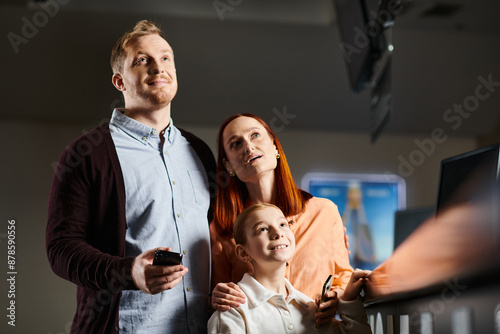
<box><xmin>208</xmin><ymin>273</ymin><xmax>371</xmax><ymax>334</ymax></box>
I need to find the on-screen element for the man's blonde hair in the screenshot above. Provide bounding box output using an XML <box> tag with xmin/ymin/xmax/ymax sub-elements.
<box><xmin>110</xmin><ymin>20</ymin><xmax>166</xmax><ymax>74</ymax></box>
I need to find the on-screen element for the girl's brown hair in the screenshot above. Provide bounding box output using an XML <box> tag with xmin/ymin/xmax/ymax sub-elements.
<box><xmin>233</xmin><ymin>203</ymin><xmax>281</xmax><ymax>245</ymax></box>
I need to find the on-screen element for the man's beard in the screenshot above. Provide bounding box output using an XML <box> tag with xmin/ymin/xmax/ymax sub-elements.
<box><xmin>148</xmin><ymin>88</ymin><xmax>177</xmax><ymax>107</ymax></box>
<box><xmin>139</xmin><ymin>84</ymin><xmax>178</xmax><ymax>109</ymax></box>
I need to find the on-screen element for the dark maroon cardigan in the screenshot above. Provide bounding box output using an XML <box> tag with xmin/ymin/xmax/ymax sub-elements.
<box><xmin>46</xmin><ymin>122</ymin><xmax>215</xmax><ymax>333</ymax></box>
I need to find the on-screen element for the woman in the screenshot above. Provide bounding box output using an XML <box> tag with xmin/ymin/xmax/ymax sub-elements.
<box><xmin>210</xmin><ymin>114</ymin><xmax>352</xmax><ymax>326</ymax></box>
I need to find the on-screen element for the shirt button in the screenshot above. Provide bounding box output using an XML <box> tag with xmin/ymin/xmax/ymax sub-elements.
<box><xmin>183</xmin><ymin>250</ymin><xmax>187</xmax><ymax>255</ymax></box>
<box><xmin>172</xmin><ymin>181</ymin><xmax>176</xmax><ymax>185</ymax></box>
<box><xmin>152</xmin><ymin>130</ymin><xmax>157</xmax><ymax>135</ymax></box>
<box><xmin>141</xmin><ymin>136</ymin><xmax>146</xmax><ymax>141</ymax></box>
<box><xmin>177</xmin><ymin>213</ymin><xmax>182</xmax><ymax>218</ymax></box>
<box><xmin>283</xmin><ymin>310</ymin><xmax>289</xmax><ymax>316</ymax></box>
<box><xmin>190</xmin><ymin>321</ymin><xmax>194</xmax><ymax>326</ymax></box>
<box><xmin>288</xmin><ymin>324</ymin><xmax>294</xmax><ymax>330</ymax></box>
<box><xmin>187</xmin><ymin>287</ymin><xmax>191</xmax><ymax>292</ymax></box>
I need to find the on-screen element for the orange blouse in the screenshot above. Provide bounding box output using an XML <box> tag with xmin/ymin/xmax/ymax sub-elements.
<box><xmin>210</xmin><ymin>197</ymin><xmax>353</xmax><ymax>299</ymax></box>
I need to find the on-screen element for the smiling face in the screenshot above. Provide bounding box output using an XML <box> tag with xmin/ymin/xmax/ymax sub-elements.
<box><xmin>222</xmin><ymin>116</ymin><xmax>279</xmax><ymax>183</ymax></box>
<box><xmin>235</xmin><ymin>205</ymin><xmax>295</xmax><ymax>268</ymax></box>
<box><xmin>112</xmin><ymin>34</ymin><xmax>178</xmax><ymax>111</ymax></box>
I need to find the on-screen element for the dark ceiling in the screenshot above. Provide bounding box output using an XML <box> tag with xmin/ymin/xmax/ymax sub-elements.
<box><xmin>1</xmin><ymin>0</ymin><xmax>499</xmax><ymax>139</ymax></box>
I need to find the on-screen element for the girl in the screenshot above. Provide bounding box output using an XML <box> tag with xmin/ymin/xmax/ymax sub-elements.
<box><xmin>208</xmin><ymin>203</ymin><xmax>371</xmax><ymax>334</ymax></box>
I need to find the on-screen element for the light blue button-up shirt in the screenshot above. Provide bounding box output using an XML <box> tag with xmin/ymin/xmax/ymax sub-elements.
<box><xmin>109</xmin><ymin>109</ymin><xmax>211</xmax><ymax>334</ymax></box>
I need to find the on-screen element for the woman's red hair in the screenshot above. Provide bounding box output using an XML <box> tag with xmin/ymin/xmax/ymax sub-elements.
<box><xmin>213</xmin><ymin>113</ymin><xmax>312</xmax><ymax>237</ymax></box>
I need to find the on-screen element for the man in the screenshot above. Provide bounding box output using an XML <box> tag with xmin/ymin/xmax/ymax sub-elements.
<box><xmin>46</xmin><ymin>20</ymin><xmax>215</xmax><ymax>333</ymax></box>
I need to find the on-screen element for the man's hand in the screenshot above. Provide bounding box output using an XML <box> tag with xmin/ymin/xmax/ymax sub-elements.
<box><xmin>131</xmin><ymin>247</ymin><xmax>188</xmax><ymax>294</ymax></box>
<box><xmin>211</xmin><ymin>282</ymin><xmax>246</xmax><ymax>311</ymax></box>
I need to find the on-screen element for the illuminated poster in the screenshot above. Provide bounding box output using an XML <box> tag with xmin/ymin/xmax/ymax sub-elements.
<box><xmin>302</xmin><ymin>173</ymin><xmax>406</xmax><ymax>270</ymax></box>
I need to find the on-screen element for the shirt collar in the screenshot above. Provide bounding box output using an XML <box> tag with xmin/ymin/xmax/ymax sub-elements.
<box><xmin>238</xmin><ymin>273</ymin><xmax>310</xmax><ymax>308</ymax></box>
<box><xmin>110</xmin><ymin>109</ymin><xmax>175</xmax><ymax>145</ymax></box>
<box><xmin>164</xmin><ymin>121</ymin><xmax>174</xmax><ymax>144</ymax></box>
